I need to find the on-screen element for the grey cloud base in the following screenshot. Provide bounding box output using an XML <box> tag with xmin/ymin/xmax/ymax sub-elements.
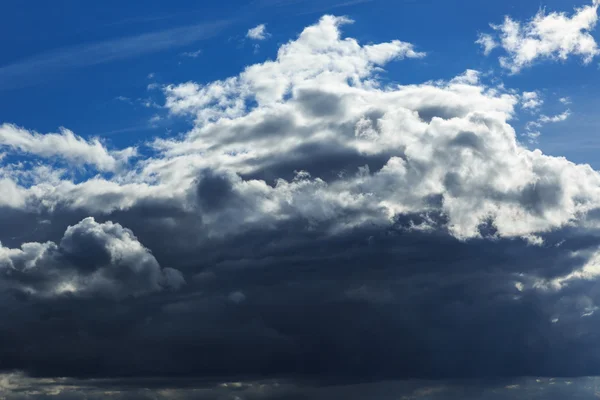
<box><xmin>3</xmin><ymin>13</ymin><xmax>600</xmax><ymax>395</ymax></box>
<box><xmin>4</xmin><ymin>375</ymin><xmax>600</xmax><ymax>399</ymax></box>
<box><xmin>2</xmin><ymin>218</ymin><xmax>600</xmax><ymax>381</ymax></box>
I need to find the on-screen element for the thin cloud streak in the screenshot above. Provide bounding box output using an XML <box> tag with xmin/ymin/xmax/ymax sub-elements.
<box><xmin>0</xmin><ymin>19</ymin><xmax>233</xmax><ymax>90</ymax></box>
<box><xmin>0</xmin><ymin>0</ymin><xmax>371</xmax><ymax>92</ymax></box>
<box><xmin>247</xmin><ymin>0</ymin><xmax>373</xmax><ymax>15</ymax></box>
<box><xmin>92</xmin><ymin>124</ymin><xmax>159</xmax><ymax>137</ymax></box>
<box><xmin>295</xmin><ymin>0</ymin><xmax>374</xmax><ymax>16</ymax></box>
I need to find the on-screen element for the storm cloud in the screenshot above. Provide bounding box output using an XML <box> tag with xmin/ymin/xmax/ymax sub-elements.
<box><xmin>2</xmin><ymin>12</ymin><xmax>600</xmax><ymax>399</ymax></box>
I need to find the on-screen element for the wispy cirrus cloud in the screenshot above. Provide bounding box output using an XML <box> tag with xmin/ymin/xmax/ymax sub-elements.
<box><xmin>248</xmin><ymin>0</ymin><xmax>374</xmax><ymax>16</ymax></box>
<box><xmin>295</xmin><ymin>0</ymin><xmax>375</xmax><ymax>15</ymax></box>
<box><xmin>252</xmin><ymin>0</ymin><xmax>370</xmax><ymax>7</ymax></box>
<box><xmin>0</xmin><ymin>19</ymin><xmax>232</xmax><ymax>90</ymax></box>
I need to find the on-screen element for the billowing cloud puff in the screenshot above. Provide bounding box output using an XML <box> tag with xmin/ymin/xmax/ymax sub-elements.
<box><xmin>0</xmin><ymin>217</ymin><xmax>184</xmax><ymax>299</ymax></box>
<box><xmin>247</xmin><ymin>23</ymin><xmax>269</xmax><ymax>40</ymax></box>
<box><xmin>3</xmin><ymin>14</ymin><xmax>600</xmax><ymax>386</ymax></box>
<box><xmin>479</xmin><ymin>0</ymin><xmax>600</xmax><ymax>73</ymax></box>
<box><xmin>0</xmin><ymin>123</ymin><xmax>135</xmax><ymax>172</ymax></box>
<box><xmin>521</xmin><ymin>91</ymin><xmax>543</xmax><ymax>110</ymax></box>
<box><xmin>157</xmin><ymin>15</ymin><xmax>596</xmax><ymax>242</ymax></box>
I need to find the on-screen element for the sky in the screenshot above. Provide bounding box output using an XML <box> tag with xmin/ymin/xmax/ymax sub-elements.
<box><xmin>4</xmin><ymin>0</ymin><xmax>600</xmax><ymax>398</ymax></box>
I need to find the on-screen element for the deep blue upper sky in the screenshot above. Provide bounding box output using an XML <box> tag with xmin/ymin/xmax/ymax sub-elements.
<box><xmin>1</xmin><ymin>0</ymin><xmax>599</xmax><ymax>165</ymax></box>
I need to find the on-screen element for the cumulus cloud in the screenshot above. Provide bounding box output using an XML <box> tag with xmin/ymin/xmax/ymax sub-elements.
<box><xmin>247</xmin><ymin>23</ymin><xmax>270</xmax><ymax>40</ymax></box>
<box><xmin>521</xmin><ymin>91</ymin><xmax>543</xmax><ymax>110</ymax></box>
<box><xmin>4</xmin><ymin>14</ymin><xmax>600</xmax><ymax>390</ymax></box>
<box><xmin>475</xmin><ymin>33</ymin><xmax>497</xmax><ymax>55</ymax></box>
<box><xmin>165</xmin><ymin>15</ymin><xmax>424</xmax><ymax>123</ymax></box>
<box><xmin>0</xmin><ymin>123</ymin><xmax>135</xmax><ymax>172</ymax></box>
<box><xmin>0</xmin><ymin>217</ymin><xmax>184</xmax><ymax>299</ymax></box>
<box><xmin>480</xmin><ymin>0</ymin><xmax>600</xmax><ymax>73</ymax></box>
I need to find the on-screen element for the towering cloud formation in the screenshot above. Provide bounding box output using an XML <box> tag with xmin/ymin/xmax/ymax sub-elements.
<box><xmin>2</xmin><ymin>14</ymin><xmax>600</xmax><ymax>391</ymax></box>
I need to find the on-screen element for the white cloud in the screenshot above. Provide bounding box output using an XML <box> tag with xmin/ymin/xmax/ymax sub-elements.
<box><xmin>521</xmin><ymin>91</ymin><xmax>543</xmax><ymax>110</ymax></box>
<box><xmin>121</xmin><ymin>16</ymin><xmax>594</xmax><ymax>241</ymax></box>
<box><xmin>247</xmin><ymin>24</ymin><xmax>270</xmax><ymax>40</ymax></box>
<box><xmin>181</xmin><ymin>49</ymin><xmax>202</xmax><ymax>58</ymax></box>
<box><xmin>165</xmin><ymin>16</ymin><xmax>425</xmax><ymax>124</ymax></box>
<box><xmin>537</xmin><ymin>248</ymin><xmax>600</xmax><ymax>290</ymax></box>
<box><xmin>150</xmin><ymin>115</ymin><xmax>162</xmax><ymax>125</ymax></box>
<box><xmin>115</xmin><ymin>95</ymin><xmax>133</xmax><ymax>104</ymax></box>
<box><xmin>481</xmin><ymin>0</ymin><xmax>600</xmax><ymax>73</ymax></box>
<box><xmin>523</xmin><ymin>109</ymin><xmax>570</xmax><ymax>142</ymax></box>
<box><xmin>476</xmin><ymin>33</ymin><xmax>498</xmax><ymax>56</ymax></box>
<box><xmin>560</xmin><ymin>96</ymin><xmax>572</xmax><ymax>105</ymax></box>
<box><xmin>0</xmin><ymin>123</ymin><xmax>135</xmax><ymax>171</ymax></box>
<box><xmin>539</xmin><ymin>110</ymin><xmax>571</xmax><ymax>123</ymax></box>
<box><xmin>523</xmin><ymin>130</ymin><xmax>541</xmax><ymax>143</ymax></box>
<box><xmin>1</xmin><ymin>14</ymin><xmax>599</xmax><ymax>251</ymax></box>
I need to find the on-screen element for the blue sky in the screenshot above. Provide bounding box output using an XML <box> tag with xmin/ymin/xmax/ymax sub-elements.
<box><xmin>2</xmin><ymin>0</ymin><xmax>599</xmax><ymax>165</ymax></box>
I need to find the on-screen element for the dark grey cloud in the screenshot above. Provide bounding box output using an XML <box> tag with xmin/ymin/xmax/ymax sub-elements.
<box><xmin>416</xmin><ymin>104</ymin><xmax>470</xmax><ymax>123</ymax></box>
<box><xmin>4</xmin><ymin>375</ymin><xmax>600</xmax><ymax>399</ymax></box>
<box><xmin>0</xmin><ymin>217</ymin><xmax>184</xmax><ymax>300</ymax></box>
<box><xmin>1</xmin><ymin>210</ymin><xmax>600</xmax><ymax>385</ymax></box>
<box><xmin>296</xmin><ymin>88</ymin><xmax>346</xmax><ymax>118</ymax></box>
<box><xmin>195</xmin><ymin>169</ymin><xmax>239</xmax><ymax>212</ymax></box>
<box><xmin>241</xmin><ymin>141</ymin><xmax>397</xmax><ymax>184</ymax></box>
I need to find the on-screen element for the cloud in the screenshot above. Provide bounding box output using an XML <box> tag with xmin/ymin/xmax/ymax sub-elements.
<box><xmin>253</xmin><ymin>0</ymin><xmax>373</xmax><ymax>13</ymax></box>
<box><xmin>560</xmin><ymin>96</ymin><xmax>572</xmax><ymax>105</ymax></box>
<box><xmin>480</xmin><ymin>0</ymin><xmax>600</xmax><ymax>73</ymax></box>
<box><xmin>294</xmin><ymin>0</ymin><xmax>375</xmax><ymax>16</ymax></box>
<box><xmin>247</xmin><ymin>23</ymin><xmax>270</xmax><ymax>40</ymax></box>
<box><xmin>521</xmin><ymin>91</ymin><xmax>543</xmax><ymax>110</ymax></box>
<box><xmin>165</xmin><ymin>15</ymin><xmax>425</xmax><ymax>123</ymax></box>
<box><xmin>5</xmin><ymin>13</ymin><xmax>600</xmax><ymax>389</ymax></box>
<box><xmin>523</xmin><ymin>109</ymin><xmax>571</xmax><ymax>143</ymax></box>
<box><xmin>181</xmin><ymin>49</ymin><xmax>203</xmax><ymax>58</ymax></box>
<box><xmin>539</xmin><ymin>110</ymin><xmax>571</xmax><ymax>123</ymax></box>
<box><xmin>0</xmin><ymin>20</ymin><xmax>232</xmax><ymax>90</ymax></box>
<box><xmin>2</xmin><ymin>375</ymin><xmax>600</xmax><ymax>399</ymax></box>
<box><xmin>475</xmin><ymin>33</ymin><xmax>497</xmax><ymax>55</ymax></box>
<box><xmin>0</xmin><ymin>217</ymin><xmax>184</xmax><ymax>299</ymax></box>
<box><xmin>0</xmin><ymin>123</ymin><xmax>135</xmax><ymax>171</ymax></box>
